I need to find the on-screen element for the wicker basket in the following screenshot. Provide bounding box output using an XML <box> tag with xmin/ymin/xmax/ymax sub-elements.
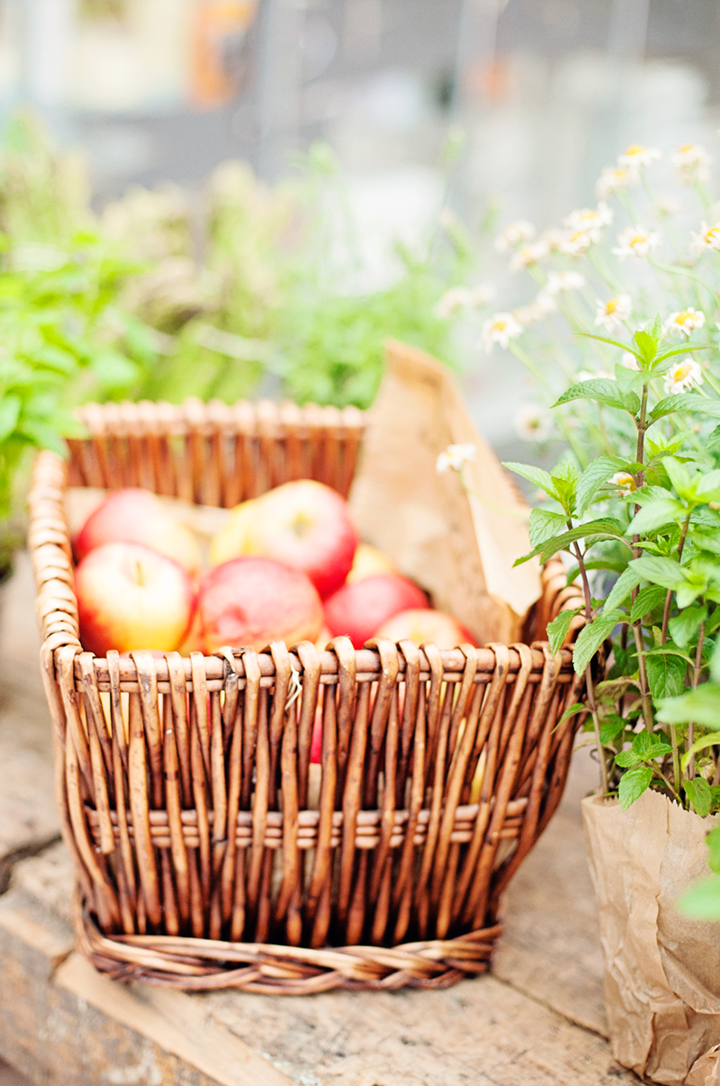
<box><xmin>29</xmin><ymin>397</ymin><xmax>585</xmax><ymax>994</ymax></box>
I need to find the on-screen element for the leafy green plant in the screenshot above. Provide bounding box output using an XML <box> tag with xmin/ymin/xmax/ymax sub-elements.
<box><xmin>440</xmin><ymin>140</ymin><xmax>720</xmax><ymax>814</ymax></box>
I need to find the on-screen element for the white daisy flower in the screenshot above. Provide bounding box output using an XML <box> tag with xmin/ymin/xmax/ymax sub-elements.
<box><xmin>611</xmin><ymin>472</ymin><xmax>637</xmax><ymax>495</ymax></box>
<box><xmin>495</xmin><ymin>220</ymin><xmax>535</xmax><ymax>252</ymax></box>
<box><xmin>545</xmin><ymin>270</ymin><xmax>586</xmax><ymax>296</ymax></box>
<box><xmin>692</xmin><ymin>221</ymin><xmax>720</xmax><ymax>252</ymax></box>
<box><xmin>612</xmin><ymin>225</ymin><xmax>661</xmax><ymax>260</ymax></box>
<box><xmin>509</xmin><ymin>240</ymin><xmax>549</xmax><ymax>271</ymax></box>
<box><xmin>558</xmin><ymin>228</ymin><xmax>596</xmax><ymax>256</ymax></box>
<box><xmin>436</xmin><ymin>443</ymin><xmax>476</xmax><ymax>474</ymax></box>
<box><xmin>620</xmin><ymin>352</ymin><xmax>641</xmax><ymax>371</ymax></box>
<box><xmin>663</xmin><ymin>308</ymin><xmax>705</xmax><ymax>337</ymax></box>
<box><xmin>671</xmin><ymin>143</ymin><xmax>710</xmax><ymax>184</ymax></box>
<box><xmin>564</xmin><ymin>203</ymin><xmax>614</xmax><ymax>233</ymax></box>
<box><xmin>434</xmin><ymin>284</ymin><xmax>495</xmax><ymax>319</ymax></box>
<box><xmin>618</xmin><ymin>144</ymin><xmax>662</xmax><ymax>169</ymax></box>
<box><xmin>664</xmin><ymin>357</ymin><xmax>703</xmax><ymax>394</ymax></box>
<box><xmin>480</xmin><ymin>312</ymin><xmax>523</xmax><ymax>352</ymax></box>
<box><xmin>594</xmin><ymin>295</ymin><xmax>632</xmax><ymax>333</ymax></box>
<box><xmin>595</xmin><ymin>165</ymin><xmax>637</xmax><ymax>200</ymax></box>
<box><xmin>515</xmin><ymin>404</ymin><xmax>552</xmax><ymax>442</ymax></box>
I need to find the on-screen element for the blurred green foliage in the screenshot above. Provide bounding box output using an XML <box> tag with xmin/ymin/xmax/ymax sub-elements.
<box><xmin>0</xmin><ymin>111</ymin><xmax>467</xmax><ymax>559</ymax></box>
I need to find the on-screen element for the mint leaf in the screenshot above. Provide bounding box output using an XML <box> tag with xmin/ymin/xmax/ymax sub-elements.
<box><xmin>572</xmin><ymin>611</ymin><xmax>622</xmax><ymax>675</ymax></box>
<box><xmin>618</xmin><ymin>765</ymin><xmax>653</xmax><ymax>809</ymax></box>
<box><xmin>546</xmin><ymin>608</ymin><xmax>582</xmax><ymax>654</ymax></box>
<box><xmin>684</xmin><ymin>777</ymin><xmax>713</xmax><ymax>817</ymax></box>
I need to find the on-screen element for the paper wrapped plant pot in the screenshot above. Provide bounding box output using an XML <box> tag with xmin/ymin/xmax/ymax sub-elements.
<box><xmin>28</xmin><ymin>344</ymin><xmax>585</xmax><ymax>993</ymax></box>
<box><xmin>583</xmin><ymin>791</ymin><xmax>720</xmax><ymax>1085</ymax></box>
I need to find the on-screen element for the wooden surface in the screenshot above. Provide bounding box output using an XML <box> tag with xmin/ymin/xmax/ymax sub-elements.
<box><xmin>0</xmin><ymin>555</ymin><xmax>640</xmax><ymax>1085</ymax></box>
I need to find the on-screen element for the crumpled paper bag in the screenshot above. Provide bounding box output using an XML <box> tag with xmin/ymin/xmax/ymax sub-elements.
<box><xmin>349</xmin><ymin>339</ymin><xmax>540</xmax><ymax>644</ymax></box>
<box><xmin>582</xmin><ymin>790</ymin><xmax>720</xmax><ymax>1085</ymax></box>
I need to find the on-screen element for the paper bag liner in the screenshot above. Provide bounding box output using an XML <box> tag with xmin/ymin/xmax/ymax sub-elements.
<box><xmin>349</xmin><ymin>339</ymin><xmax>540</xmax><ymax>645</ymax></box>
<box><xmin>582</xmin><ymin>790</ymin><xmax>720</xmax><ymax>1085</ymax></box>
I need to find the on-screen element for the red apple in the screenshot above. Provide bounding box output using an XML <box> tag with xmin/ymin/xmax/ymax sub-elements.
<box><xmin>76</xmin><ymin>542</ymin><xmax>195</xmax><ymax>656</ymax></box>
<box><xmin>75</xmin><ymin>488</ymin><xmax>201</xmax><ymax>575</ymax></box>
<box><xmin>346</xmin><ymin>543</ymin><xmax>397</xmax><ymax>583</ymax></box>
<box><xmin>209</xmin><ymin>480</ymin><xmax>358</xmax><ymax>598</ymax></box>
<box><xmin>374</xmin><ymin>608</ymin><xmax>476</xmax><ymax>649</ymax></box>
<box><xmin>197</xmin><ymin>556</ymin><xmax>324</xmax><ymax>653</ymax></box>
<box><xmin>323</xmin><ymin>573</ymin><xmax>429</xmax><ymax>649</ymax></box>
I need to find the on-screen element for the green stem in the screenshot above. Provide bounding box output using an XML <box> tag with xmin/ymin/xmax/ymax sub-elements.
<box><xmin>571</xmin><ymin>539</ymin><xmax>609</xmax><ymax>793</ymax></box>
<box><xmin>661</xmin><ymin>511</ymin><xmax>691</xmax><ymax>645</ymax></box>
<box><xmin>687</xmin><ymin>619</ymin><xmax>706</xmax><ymax>782</ymax></box>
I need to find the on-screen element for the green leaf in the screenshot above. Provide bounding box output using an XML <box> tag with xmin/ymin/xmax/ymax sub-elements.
<box><xmin>616</xmin><ymin>749</ymin><xmax>643</xmax><ymax>767</ymax></box>
<box><xmin>630</xmin><ymin>585</ymin><xmax>667</xmax><ymax>622</ymax></box>
<box><xmin>572</xmin><ymin>611</ymin><xmax>622</xmax><ymax>675</ymax></box>
<box><xmin>528</xmin><ymin>509</ymin><xmax>567</xmax><ymax>548</ymax></box>
<box><xmin>0</xmin><ymin>395</ymin><xmax>21</xmax><ymax>441</ymax></box>
<box><xmin>554</xmin><ymin>378</ymin><xmax>640</xmax><ymax>415</ymax></box>
<box><xmin>599</xmin><ymin>716</ymin><xmax>626</xmax><ymax>744</ymax></box>
<box><xmin>546</xmin><ymin>608</ymin><xmax>582</xmax><ymax>654</ymax></box>
<box><xmin>681</xmin><ymin>731</ymin><xmax>720</xmax><ymax>771</ymax></box>
<box><xmin>577</xmin><ymin>331</ymin><xmax>641</xmax><ymax>356</ymax></box>
<box><xmin>626</xmin><ymin>497</ymin><xmax>686</xmax><ymax>535</ymax></box>
<box><xmin>629</xmin><ymin>555</ymin><xmax>685</xmax><ymax>590</ymax></box>
<box><xmin>536</xmin><ymin>519</ymin><xmax>629</xmax><ymax>564</ymax></box>
<box><xmin>555</xmin><ymin>701</ymin><xmax>586</xmax><ymax>729</ymax></box>
<box><xmin>503</xmin><ymin>461</ymin><xmax>558</xmax><ymax>501</ymax></box>
<box><xmin>633</xmin><ymin>329</ymin><xmax>658</xmax><ymax>363</ymax></box>
<box><xmin>668</xmin><ymin>605</ymin><xmax>707</xmax><ymax>649</ymax></box>
<box><xmin>646</xmin><ymin>652</ymin><xmax>687</xmax><ymax>699</ymax></box>
<box><xmin>603</xmin><ymin>567</ymin><xmax>642</xmax><ymax>613</ymax></box>
<box><xmin>684</xmin><ymin>776</ymin><xmax>713</xmax><ymax>817</ymax></box>
<box><xmin>576</xmin><ymin>455</ymin><xmax>626</xmax><ymax>515</ymax></box>
<box><xmin>650</xmin><ymin>393</ymin><xmax>720</xmax><ymax>424</ymax></box>
<box><xmin>693</xmin><ymin>532</ymin><xmax>720</xmax><ymax>558</ymax></box>
<box><xmin>657</xmin><ymin>684</ymin><xmax>720</xmax><ymax>727</ymax></box>
<box><xmin>631</xmin><ymin>728</ymin><xmax>674</xmax><ymax>761</ymax></box>
<box><xmin>618</xmin><ymin>765</ymin><xmax>653</xmax><ymax>809</ymax></box>
<box><xmin>677</xmin><ymin>875</ymin><xmax>720</xmax><ymax>920</ymax></box>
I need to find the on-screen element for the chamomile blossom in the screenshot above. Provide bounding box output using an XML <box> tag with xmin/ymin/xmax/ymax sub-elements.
<box><xmin>436</xmin><ymin>443</ymin><xmax>476</xmax><ymax>474</ymax></box>
<box><xmin>564</xmin><ymin>203</ymin><xmax>614</xmax><ymax>233</ymax></box>
<box><xmin>692</xmin><ymin>221</ymin><xmax>720</xmax><ymax>252</ymax></box>
<box><xmin>434</xmin><ymin>284</ymin><xmax>495</xmax><ymax>319</ymax></box>
<box><xmin>558</xmin><ymin>228</ymin><xmax>595</xmax><ymax>256</ymax></box>
<box><xmin>494</xmin><ymin>220</ymin><xmax>535</xmax><ymax>252</ymax></box>
<box><xmin>612</xmin><ymin>225</ymin><xmax>661</xmax><ymax>260</ymax></box>
<box><xmin>480</xmin><ymin>312</ymin><xmax>523</xmax><ymax>352</ymax></box>
<box><xmin>611</xmin><ymin>472</ymin><xmax>637</xmax><ymax>495</ymax></box>
<box><xmin>595</xmin><ymin>165</ymin><xmax>637</xmax><ymax>200</ymax></box>
<box><xmin>671</xmin><ymin>143</ymin><xmax>710</xmax><ymax>184</ymax></box>
<box><xmin>618</xmin><ymin>144</ymin><xmax>662</xmax><ymax>169</ymax></box>
<box><xmin>545</xmin><ymin>270</ymin><xmax>586</xmax><ymax>295</ymax></box>
<box><xmin>509</xmin><ymin>240</ymin><xmax>549</xmax><ymax>271</ymax></box>
<box><xmin>663</xmin><ymin>308</ymin><xmax>705</xmax><ymax>337</ymax></box>
<box><xmin>515</xmin><ymin>404</ymin><xmax>552</xmax><ymax>442</ymax></box>
<box><xmin>514</xmin><ymin>291</ymin><xmax>557</xmax><ymax>325</ymax></box>
<box><xmin>664</xmin><ymin>357</ymin><xmax>703</xmax><ymax>394</ymax></box>
<box><xmin>540</xmin><ymin>227</ymin><xmax>567</xmax><ymax>251</ymax></box>
<box><xmin>594</xmin><ymin>295</ymin><xmax>632</xmax><ymax>333</ymax></box>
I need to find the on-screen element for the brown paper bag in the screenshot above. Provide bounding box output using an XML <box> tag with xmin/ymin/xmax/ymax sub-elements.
<box><xmin>349</xmin><ymin>340</ymin><xmax>540</xmax><ymax>644</ymax></box>
<box><xmin>583</xmin><ymin>791</ymin><xmax>720</xmax><ymax>1085</ymax></box>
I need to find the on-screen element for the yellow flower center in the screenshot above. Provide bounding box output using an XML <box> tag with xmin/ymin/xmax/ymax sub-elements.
<box><xmin>605</xmin><ymin>298</ymin><xmax>619</xmax><ymax>314</ymax></box>
<box><xmin>675</xmin><ymin>311</ymin><xmax>693</xmax><ymax>324</ymax></box>
<box><xmin>679</xmin><ymin>143</ymin><xmax>695</xmax><ymax>154</ymax></box>
<box><xmin>625</xmin><ymin>144</ymin><xmax>645</xmax><ymax>157</ymax></box>
<box><xmin>493</xmin><ymin>320</ymin><xmax>507</xmax><ymax>333</ymax></box>
<box><xmin>674</xmin><ymin>362</ymin><xmax>692</xmax><ymax>381</ymax></box>
<box><xmin>630</xmin><ymin>234</ymin><xmax>646</xmax><ymax>247</ymax></box>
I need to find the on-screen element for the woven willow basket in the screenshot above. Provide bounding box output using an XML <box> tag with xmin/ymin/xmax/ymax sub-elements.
<box><xmin>29</xmin><ymin>398</ymin><xmax>585</xmax><ymax>994</ymax></box>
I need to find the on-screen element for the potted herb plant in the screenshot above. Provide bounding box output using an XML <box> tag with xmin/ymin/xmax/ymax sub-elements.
<box><xmin>439</xmin><ymin>140</ymin><xmax>720</xmax><ymax>1086</ymax></box>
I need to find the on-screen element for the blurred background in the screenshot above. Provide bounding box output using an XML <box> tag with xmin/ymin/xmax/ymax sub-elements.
<box><xmin>0</xmin><ymin>0</ymin><xmax>719</xmax><ymax>457</ymax></box>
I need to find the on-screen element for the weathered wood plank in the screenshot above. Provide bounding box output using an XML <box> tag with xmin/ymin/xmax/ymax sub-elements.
<box><xmin>0</xmin><ymin>888</ymin><xmax>292</xmax><ymax>1086</ymax></box>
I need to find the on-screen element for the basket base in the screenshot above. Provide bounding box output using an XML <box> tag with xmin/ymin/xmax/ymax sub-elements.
<box><xmin>76</xmin><ymin>899</ymin><xmax>502</xmax><ymax>995</ymax></box>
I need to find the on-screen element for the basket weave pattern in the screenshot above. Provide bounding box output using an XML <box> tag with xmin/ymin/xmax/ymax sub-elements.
<box><xmin>29</xmin><ymin>400</ymin><xmax>585</xmax><ymax>993</ymax></box>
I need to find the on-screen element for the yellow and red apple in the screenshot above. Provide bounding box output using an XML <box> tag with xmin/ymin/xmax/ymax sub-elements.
<box><xmin>76</xmin><ymin>542</ymin><xmax>195</xmax><ymax>655</ymax></box>
<box><xmin>209</xmin><ymin>480</ymin><xmax>358</xmax><ymax>598</ymax></box>
<box><xmin>374</xmin><ymin>608</ymin><xmax>476</xmax><ymax>648</ymax></box>
<box><xmin>346</xmin><ymin>543</ymin><xmax>397</xmax><ymax>583</ymax></box>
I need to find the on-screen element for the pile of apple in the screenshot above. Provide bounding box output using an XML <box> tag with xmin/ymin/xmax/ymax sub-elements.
<box><xmin>74</xmin><ymin>480</ymin><xmax>475</xmax><ymax>657</ymax></box>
